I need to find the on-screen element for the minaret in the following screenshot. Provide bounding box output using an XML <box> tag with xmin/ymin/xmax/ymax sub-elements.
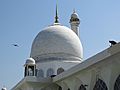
<box><xmin>70</xmin><ymin>10</ymin><xmax>80</xmax><ymax>36</ymax></box>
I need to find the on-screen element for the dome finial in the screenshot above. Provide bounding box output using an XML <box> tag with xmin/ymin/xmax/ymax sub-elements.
<box><xmin>73</xmin><ymin>8</ymin><xmax>76</xmax><ymax>13</ymax></box>
<box><xmin>54</xmin><ymin>3</ymin><xmax>59</xmax><ymax>23</ymax></box>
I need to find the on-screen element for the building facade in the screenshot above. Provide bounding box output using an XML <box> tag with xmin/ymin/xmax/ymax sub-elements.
<box><xmin>11</xmin><ymin>7</ymin><xmax>120</xmax><ymax>90</ymax></box>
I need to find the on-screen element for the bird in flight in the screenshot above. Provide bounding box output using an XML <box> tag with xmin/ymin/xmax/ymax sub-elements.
<box><xmin>12</xmin><ymin>44</ymin><xmax>19</xmax><ymax>47</ymax></box>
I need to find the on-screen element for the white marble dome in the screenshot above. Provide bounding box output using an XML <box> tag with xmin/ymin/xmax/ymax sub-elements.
<box><xmin>30</xmin><ymin>24</ymin><xmax>83</xmax><ymax>62</ymax></box>
<box><xmin>25</xmin><ymin>58</ymin><xmax>35</xmax><ymax>65</ymax></box>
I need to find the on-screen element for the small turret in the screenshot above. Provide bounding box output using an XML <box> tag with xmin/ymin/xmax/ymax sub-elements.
<box><xmin>24</xmin><ymin>58</ymin><xmax>36</xmax><ymax>77</ymax></box>
<box><xmin>70</xmin><ymin>10</ymin><xmax>80</xmax><ymax>36</ymax></box>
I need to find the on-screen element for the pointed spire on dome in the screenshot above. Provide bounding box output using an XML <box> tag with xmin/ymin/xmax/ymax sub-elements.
<box><xmin>73</xmin><ymin>8</ymin><xmax>76</xmax><ymax>13</ymax></box>
<box><xmin>54</xmin><ymin>3</ymin><xmax>59</xmax><ymax>23</ymax></box>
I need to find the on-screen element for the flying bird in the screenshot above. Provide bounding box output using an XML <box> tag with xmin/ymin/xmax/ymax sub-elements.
<box><xmin>109</xmin><ymin>40</ymin><xmax>117</xmax><ymax>46</ymax></box>
<box><xmin>12</xmin><ymin>44</ymin><xmax>19</xmax><ymax>47</ymax></box>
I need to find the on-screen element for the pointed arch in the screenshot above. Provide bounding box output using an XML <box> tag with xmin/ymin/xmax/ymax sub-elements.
<box><xmin>93</xmin><ymin>79</ymin><xmax>108</xmax><ymax>90</ymax></box>
<box><xmin>57</xmin><ymin>68</ymin><xmax>64</xmax><ymax>74</ymax></box>
<box><xmin>73</xmin><ymin>76</ymin><xmax>83</xmax><ymax>90</ymax></box>
<box><xmin>114</xmin><ymin>74</ymin><xmax>120</xmax><ymax>90</ymax></box>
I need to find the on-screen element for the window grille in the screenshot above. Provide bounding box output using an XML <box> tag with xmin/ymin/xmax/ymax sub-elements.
<box><xmin>93</xmin><ymin>79</ymin><xmax>108</xmax><ymax>90</ymax></box>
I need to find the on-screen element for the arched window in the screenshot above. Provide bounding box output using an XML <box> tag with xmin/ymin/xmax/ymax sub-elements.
<box><xmin>79</xmin><ymin>84</ymin><xmax>86</xmax><ymax>90</ymax></box>
<box><xmin>37</xmin><ymin>69</ymin><xmax>44</xmax><ymax>77</ymax></box>
<box><xmin>28</xmin><ymin>68</ymin><xmax>33</xmax><ymax>76</ymax></box>
<box><xmin>57</xmin><ymin>68</ymin><xmax>64</xmax><ymax>74</ymax></box>
<box><xmin>26</xmin><ymin>66</ymin><xmax>35</xmax><ymax>76</ymax></box>
<box><xmin>47</xmin><ymin>68</ymin><xmax>54</xmax><ymax>77</ymax></box>
<box><xmin>114</xmin><ymin>74</ymin><xmax>120</xmax><ymax>90</ymax></box>
<box><xmin>93</xmin><ymin>79</ymin><xmax>108</xmax><ymax>90</ymax></box>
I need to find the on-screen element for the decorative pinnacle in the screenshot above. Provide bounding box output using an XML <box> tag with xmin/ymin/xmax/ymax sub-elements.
<box><xmin>73</xmin><ymin>8</ymin><xmax>76</xmax><ymax>13</ymax></box>
<box><xmin>55</xmin><ymin>4</ymin><xmax>59</xmax><ymax>23</ymax></box>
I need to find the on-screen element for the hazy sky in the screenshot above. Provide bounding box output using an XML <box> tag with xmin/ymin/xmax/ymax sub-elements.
<box><xmin>0</xmin><ymin>0</ymin><xmax>120</xmax><ymax>89</ymax></box>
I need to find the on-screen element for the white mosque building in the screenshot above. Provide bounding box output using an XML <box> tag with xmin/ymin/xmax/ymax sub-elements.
<box><xmin>11</xmin><ymin>6</ymin><xmax>120</xmax><ymax>90</ymax></box>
